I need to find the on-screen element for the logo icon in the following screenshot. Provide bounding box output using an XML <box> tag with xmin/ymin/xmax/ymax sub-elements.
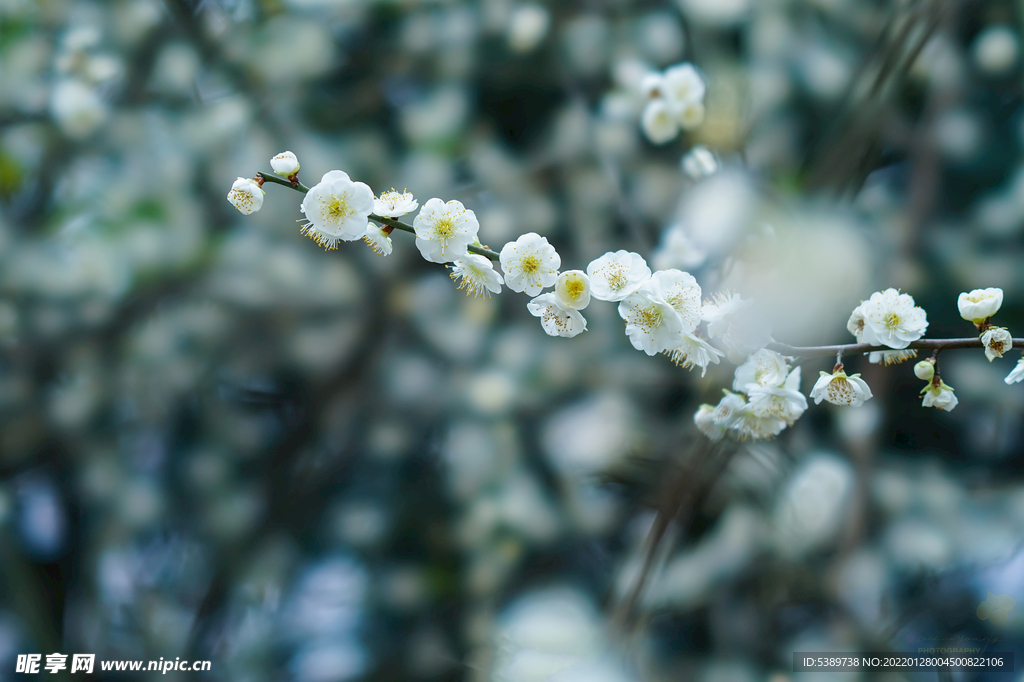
<box><xmin>977</xmin><ymin>592</ymin><xmax>1015</xmax><ymax>626</ymax></box>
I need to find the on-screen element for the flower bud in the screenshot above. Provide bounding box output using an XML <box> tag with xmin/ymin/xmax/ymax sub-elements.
<box><xmin>226</xmin><ymin>177</ymin><xmax>264</xmax><ymax>215</ymax></box>
<box><xmin>958</xmin><ymin>287</ymin><xmax>1003</xmax><ymax>325</ymax></box>
<box><xmin>270</xmin><ymin>151</ymin><xmax>300</xmax><ymax>177</ymax></box>
<box><xmin>913</xmin><ymin>360</ymin><xmax>935</xmax><ymax>381</ymax></box>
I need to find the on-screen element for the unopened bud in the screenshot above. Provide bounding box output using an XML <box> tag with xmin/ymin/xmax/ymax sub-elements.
<box><xmin>914</xmin><ymin>360</ymin><xmax>935</xmax><ymax>381</ymax></box>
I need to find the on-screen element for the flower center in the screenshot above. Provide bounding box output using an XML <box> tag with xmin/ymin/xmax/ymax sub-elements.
<box><xmin>328</xmin><ymin>197</ymin><xmax>352</xmax><ymax>222</ymax></box>
<box><xmin>605</xmin><ymin>264</ymin><xmax>627</xmax><ymax>291</ymax></box>
<box><xmin>521</xmin><ymin>255</ymin><xmax>541</xmax><ymax>274</ymax></box>
<box><xmin>884</xmin><ymin>312</ymin><xmax>900</xmax><ymax>329</ymax></box>
<box><xmin>565</xmin><ymin>278</ymin><xmax>585</xmax><ymax>301</ymax></box>
<box><xmin>638</xmin><ymin>305</ymin><xmax>663</xmax><ymax>329</ymax></box>
<box><xmin>434</xmin><ymin>218</ymin><xmax>455</xmax><ymax>241</ymax></box>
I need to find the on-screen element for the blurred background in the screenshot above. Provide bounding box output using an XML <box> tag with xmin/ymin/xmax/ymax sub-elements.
<box><xmin>2</xmin><ymin>0</ymin><xmax>1024</xmax><ymax>680</ymax></box>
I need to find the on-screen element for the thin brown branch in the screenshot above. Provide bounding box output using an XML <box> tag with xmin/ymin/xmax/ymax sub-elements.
<box><xmin>769</xmin><ymin>337</ymin><xmax>1023</xmax><ymax>359</ymax></box>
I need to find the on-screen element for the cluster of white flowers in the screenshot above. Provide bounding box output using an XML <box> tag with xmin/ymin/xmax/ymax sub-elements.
<box><xmin>846</xmin><ymin>288</ymin><xmax>929</xmax><ymax>365</ymax></box>
<box><xmin>955</xmin><ymin>287</ymin><xmax>1024</xmax><ymax>387</ymax></box>
<box><xmin>639</xmin><ymin>63</ymin><xmax>706</xmax><ymax>144</ymax></box>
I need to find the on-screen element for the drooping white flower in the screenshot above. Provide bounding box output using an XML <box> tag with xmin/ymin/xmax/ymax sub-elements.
<box><xmin>661</xmin><ymin>63</ymin><xmax>705</xmax><ymax>108</ymax></box>
<box><xmin>731</xmin><ymin>348</ymin><xmax>789</xmax><ymax>392</ymax></box>
<box><xmin>449</xmin><ymin>253</ymin><xmax>504</xmax><ymax>298</ymax></box>
<box><xmin>299</xmin><ymin>170</ymin><xmax>375</xmax><ymax>248</ymax></box>
<box><xmin>702</xmin><ymin>293</ymin><xmax>773</xmax><ymax>359</ymax></box>
<box><xmin>913</xmin><ymin>360</ymin><xmax>935</xmax><ymax>381</ymax></box>
<box><xmin>652</xmin><ymin>224</ymin><xmax>707</xmax><ymax>271</ymax></box>
<box><xmin>617</xmin><ymin>279</ymin><xmax>684</xmax><ymax>356</ymax></box>
<box><xmin>226</xmin><ymin>177</ymin><xmax>264</xmax><ymax>215</ymax></box>
<box><xmin>921</xmin><ymin>380</ymin><xmax>958</xmax><ymax>412</ymax></box>
<box><xmin>270</xmin><ymin>151</ymin><xmax>300</xmax><ymax>176</ymax></box>
<box><xmin>809</xmin><ymin>369</ymin><xmax>873</xmax><ymax>407</ymax></box>
<box><xmin>499</xmin><ymin>232</ymin><xmax>560</xmax><ymax>295</ymax></box>
<box><xmin>981</xmin><ymin>326</ymin><xmax>1013</xmax><ymax>361</ymax></box>
<box><xmin>681</xmin><ymin>146</ymin><xmax>718</xmax><ymax>181</ymax></box>
<box><xmin>958</xmin><ymin>287</ymin><xmax>1003</xmax><ymax>325</ymax></box>
<box><xmin>527</xmin><ymin>293</ymin><xmax>586</xmax><ymax>338</ymax></box>
<box><xmin>651</xmin><ymin>269</ymin><xmax>702</xmax><ymax>334</ymax></box>
<box><xmin>363</xmin><ymin>225</ymin><xmax>392</xmax><ymax>256</ymax></box>
<box><xmin>858</xmin><ymin>289</ymin><xmax>928</xmax><ymax>349</ymax></box>
<box><xmin>1005</xmin><ymin>357</ymin><xmax>1024</xmax><ymax>384</ymax></box>
<box><xmin>694</xmin><ymin>404</ymin><xmax>725</xmax><ymax>441</ymax></box>
<box><xmin>554</xmin><ymin>270</ymin><xmax>591</xmax><ymax>310</ymax></box>
<box><xmin>747</xmin><ymin>367</ymin><xmax>807</xmax><ymax>425</ymax></box>
<box><xmin>412</xmin><ymin>198</ymin><xmax>480</xmax><ymax>263</ymax></box>
<box><xmin>710</xmin><ymin>391</ymin><xmax>749</xmax><ymax>431</ymax></box>
<box><xmin>665</xmin><ymin>333</ymin><xmax>725</xmax><ymax>376</ymax></box>
<box><xmin>677</xmin><ymin>101</ymin><xmax>705</xmax><ymax>130</ymax></box>
<box><xmin>586</xmin><ymin>251</ymin><xmax>651</xmax><ymax>302</ymax></box>
<box><xmin>373</xmin><ymin>190</ymin><xmax>419</xmax><ymax>218</ymax></box>
<box><xmin>869</xmin><ymin>350</ymin><xmax>918</xmax><ymax>365</ymax></box>
<box><xmin>641</xmin><ymin>99</ymin><xmax>679</xmax><ymax>144</ymax></box>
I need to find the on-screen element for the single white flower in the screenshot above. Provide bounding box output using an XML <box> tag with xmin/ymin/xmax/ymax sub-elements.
<box><xmin>651</xmin><ymin>269</ymin><xmax>702</xmax><ymax>334</ymax></box>
<box><xmin>362</xmin><ymin>224</ymin><xmax>392</xmax><ymax>256</ymax></box>
<box><xmin>921</xmin><ymin>380</ymin><xmax>958</xmax><ymax>412</ymax></box>
<box><xmin>982</xmin><ymin>326</ymin><xmax>1013</xmax><ymax>361</ymax></box>
<box><xmin>617</xmin><ymin>279</ymin><xmax>684</xmax><ymax>356</ymax></box>
<box><xmin>653</xmin><ymin>224</ymin><xmax>707</xmax><ymax>271</ymax></box>
<box><xmin>449</xmin><ymin>253</ymin><xmax>504</xmax><ymax>298</ymax></box>
<box><xmin>373</xmin><ymin>189</ymin><xmax>419</xmax><ymax>218</ymax></box>
<box><xmin>226</xmin><ymin>177</ymin><xmax>264</xmax><ymax>215</ymax></box>
<box><xmin>731</xmin><ymin>348</ymin><xmax>789</xmax><ymax>392</ymax></box>
<box><xmin>810</xmin><ymin>369</ymin><xmax>873</xmax><ymax>407</ymax></box>
<box><xmin>869</xmin><ymin>349</ymin><xmax>918</xmax><ymax>365</ymax></box>
<box><xmin>702</xmin><ymin>293</ymin><xmax>773</xmax><ymax>359</ymax></box>
<box><xmin>958</xmin><ymin>287</ymin><xmax>1003</xmax><ymax>325</ymax></box>
<box><xmin>641</xmin><ymin>99</ymin><xmax>679</xmax><ymax>144</ymax></box>
<box><xmin>913</xmin><ymin>360</ymin><xmax>935</xmax><ymax>381</ymax></box>
<box><xmin>413</xmin><ymin>198</ymin><xmax>480</xmax><ymax>263</ymax></box>
<box><xmin>747</xmin><ymin>367</ymin><xmax>807</xmax><ymax>425</ymax></box>
<box><xmin>527</xmin><ymin>293</ymin><xmax>586</xmax><ymax>338</ymax></box>
<box><xmin>270</xmin><ymin>151</ymin><xmax>300</xmax><ymax>176</ymax></box>
<box><xmin>665</xmin><ymin>333</ymin><xmax>725</xmax><ymax>376</ymax></box>
<box><xmin>677</xmin><ymin>101</ymin><xmax>705</xmax><ymax>130</ymax></box>
<box><xmin>499</xmin><ymin>232</ymin><xmax>560</xmax><ymax>295</ymax></box>
<box><xmin>554</xmin><ymin>270</ymin><xmax>591</xmax><ymax>310</ymax></box>
<box><xmin>1005</xmin><ymin>356</ymin><xmax>1024</xmax><ymax>384</ymax></box>
<box><xmin>661</xmin><ymin>63</ymin><xmax>706</xmax><ymax>108</ymax></box>
<box><xmin>694</xmin><ymin>404</ymin><xmax>725</xmax><ymax>441</ymax></box>
<box><xmin>710</xmin><ymin>391</ymin><xmax>749</xmax><ymax>431</ymax></box>
<box><xmin>681</xmin><ymin>146</ymin><xmax>718</xmax><ymax>181</ymax></box>
<box><xmin>586</xmin><ymin>250</ymin><xmax>651</xmax><ymax>302</ymax></box>
<box><xmin>846</xmin><ymin>304</ymin><xmax>866</xmax><ymax>341</ymax></box>
<box><xmin>859</xmin><ymin>288</ymin><xmax>928</xmax><ymax>349</ymax></box>
<box><xmin>299</xmin><ymin>170</ymin><xmax>375</xmax><ymax>248</ymax></box>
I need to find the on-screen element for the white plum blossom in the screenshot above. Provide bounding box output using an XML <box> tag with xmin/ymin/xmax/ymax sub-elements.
<box><xmin>958</xmin><ymin>287</ymin><xmax>1003</xmax><ymax>325</ymax></box>
<box><xmin>641</xmin><ymin>99</ymin><xmax>678</xmax><ymax>144</ymax></box>
<box><xmin>413</xmin><ymin>198</ymin><xmax>479</xmax><ymax>263</ymax></box>
<box><xmin>449</xmin><ymin>254</ymin><xmax>504</xmax><ymax>298</ymax></box>
<box><xmin>587</xmin><ymin>251</ymin><xmax>651</xmax><ymax>302</ymax></box>
<box><xmin>914</xmin><ymin>360</ymin><xmax>935</xmax><ymax>381</ymax></box>
<box><xmin>810</xmin><ymin>369</ymin><xmax>873</xmax><ymax>407</ymax></box>
<box><xmin>982</xmin><ymin>327</ymin><xmax>1012</xmax><ymax>361</ymax></box>
<box><xmin>363</xmin><ymin>225</ymin><xmax>392</xmax><ymax>256</ymax></box>
<box><xmin>652</xmin><ymin>224</ymin><xmax>707</xmax><ymax>271</ymax></box>
<box><xmin>527</xmin><ymin>293</ymin><xmax>586</xmax><ymax>338</ymax></box>
<box><xmin>500</xmin><ymin>233</ymin><xmax>560</xmax><ymax>296</ymax></box>
<box><xmin>1005</xmin><ymin>357</ymin><xmax>1024</xmax><ymax>384</ymax></box>
<box><xmin>681</xmin><ymin>145</ymin><xmax>718</xmax><ymax>181</ymax></box>
<box><xmin>640</xmin><ymin>72</ymin><xmax>664</xmax><ymax>98</ymax></box>
<box><xmin>710</xmin><ymin>391</ymin><xmax>749</xmax><ymax>432</ymax></box>
<box><xmin>665</xmin><ymin>333</ymin><xmax>725</xmax><ymax>376</ymax></box>
<box><xmin>617</xmin><ymin>279</ymin><xmax>684</xmax><ymax>356</ymax></box>
<box><xmin>702</xmin><ymin>293</ymin><xmax>772</xmax><ymax>359</ymax></box>
<box><xmin>747</xmin><ymin>368</ymin><xmax>807</xmax><ymax>425</ymax></box>
<box><xmin>707</xmin><ymin>390</ymin><xmax>786</xmax><ymax>441</ymax></box>
<box><xmin>694</xmin><ymin>404</ymin><xmax>725</xmax><ymax>441</ymax></box>
<box><xmin>731</xmin><ymin>349</ymin><xmax>789</xmax><ymax>392</ymax></box>
<box><xmin>677</xmin><ymin>101</ymin><xmax>706</xmax><ymax>130</ymax></box>
<box><xmin>857</xmin><ymin>289</ymin><xmax>928</xmax><ymax>349</ymax></box>
<box><xmin>921</xmin><ymin>381</ymin><xmax>958</xmax><ymax>412</ymax></box>
<box><xmin>554</xmin><ymin>270</ymin><xmax>591</xmax><ymax>310</ymax></box>
<box><xmin>270</xmin><ymin>151</ymin><xmax>300</xmax><ymax>176</ymax></box>
<box><xmin>299</xmin><ymin>170</ymin><xmax>375</xmax><ymax>248</ymax></box>
<box><xmin>661</xmin><ymin>63</ymin><xmax>706</xmax><ymax>109</ymax></box>
<box><xmin>651</xmin><ymin>269</ymin><xmax>702</xmax><ymax>333</ymax></box>
<box><xmin>374</xmin><ymin>190</ymin><xmax>419</xmax><ymax>218</ymax></box>
<box><xmin>226</xmin><ymin>177</ymin><xmax>264</xmax><ymax>215</ymax></box>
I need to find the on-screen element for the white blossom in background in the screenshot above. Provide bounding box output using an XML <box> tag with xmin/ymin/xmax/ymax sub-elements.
<box><xmin>362</xmin><ymin>225</ymin><xmax>392</xmax><ymax>256</ymax></box>
<box><xmin>731</xmin><ymin>349</ymin><xmax>789</xmax><ymax>392</ymax></box>
<box><xmin>587</xmin><ymin>251</ymin><xmax>651</xmax><ymax>302</ymax></box>
<box><xmin>981</xmin><ymin>327</ymin><xmax>1012</xmax><ymax>361</ymax></box>
<box><xmin>913</xmin><ymin>360</ymin><xmax>935</xmax><ymax>381</ymax></box>
<box><xmin>810</xmin><ymin>369</ymin><xmax>873</xmax><ymax>407</ymax></box>
<box><xmin>449</xmin><ymin>254</ymin><xmax>503</xmax><ymax>298</ymax></box>
<box><xmin>500</xmin><ymin>233</ymin><xmax>561</xmax><ymax>295</ymax></box>
<box><xmin>270</xmin><ymin>151</ymin><xmax>300</xmax><ymax>176</ymax></box>
<box><xmin>661</xmin><ymin>63</ymin><xmax>705</xmax><ymax>111</ymax></box>
<box><xmin>50</xmin><ymin>79</ymin><xmax>108</xmax><ymax>138</ymax></box>
<box><xmin>527</xmin><ymin>294</ymin><xmax>586</xmax><ymax>338</ymax></box>
<box><xmin>747</xmin><ymin>368</ymin><xmax>807</xmax><ymax>425</ymax></box>
<box><xmin>858</xmin><ymin>289</ymin><xmax>928</xmax><ymax>349</ymax></box>
<box><xmin>652</xmin><ymin>224</ymin><xmax>707</xmax><ymax>271</ymax></box>
<box><xmin>921</xmin><ymin>381</ymin><xmax>958</xmax><ymax>412</ymax></box>
<box><xmin>373</xmin><ymin>190</ymin><xmax>418</xmax><ymax>218</ymax></box>
<box><xmin>640</xmin><ymin>72</ymin><xmax>663</xmax><ymax>98</ymax></box>
<box><xmin>702</xmin><ymin>293</ymin><xmax>772</xmax><ymax>360</ymax></box>
<box><xmin>651</xmin><ymin>269</ymin><xmax>702</xmax><ymax>333</ymax></box>
<box><xmin>1005</xmin><ymin>357</ymin><xmax>1024</xmax><ymax>384</ymax></box>
<box><xmin>681</xmin><ymin>145</ymin><xmax>718</xmax><ymax>181</ymax></box>
<box><xmin>299</xmin><ymin>170</ymin><xmax>375</xmax><ymax>248</ymax></box>
<box><xmin>617</xmin><ymin>279</ymin><xmax>684</xmax><ymax>355</ymax></box>
<box><xmin>677</xmin><ymin>101</ymin><xmax>705</xmax><ymax>130</ymax></box>
<box><xmin>638</xmin><ymin>62</ymin><xmax>706</xmax><ymax>143</ymax></box>
<box><xmin>694</xmin><ymin>404</ymin><xmax>725</xmax><ymax>440</ymax></box>
<box><xmin>641</xmin><ymin>99</ymin><xmax>679</xmax><ymax>144</ymax></box>
<box><xmin>705</xmin><ymin>390</ymin><xmax>785</xmax><ymax>442</ymax></box>
<box><xmin>413</xmin><ymin>198</ymin><xmax>479</xmax><ymax>263</ymax></box>
<box><xmin>226</xmin><ymin>177</ymin><xmax>265</xmax><ymax>215</ymax></box>
<box><xmin>665</xmin><ymin>333</ymin><xmax>724</xmax><ymax>376</ymax></box>
<box><xmin>958</xmin><ymin>287</ymin><xmax>1003</xmax><ymax>325</ymax></box>
<box><xmin>554</xmin><ymin>271</ymin><xmax>591</xmax><ymax>310</ymax></box>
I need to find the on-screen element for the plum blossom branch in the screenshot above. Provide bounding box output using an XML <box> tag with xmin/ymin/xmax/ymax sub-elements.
<box><xmin>769</xmin><ymin>337</ymin><xmax>1024</xmax><ymax>359</ymax></box>
<box><xmin>256</xmin><ymin>171</ymin><xmax>500</xmax><ymax>261</ymax></box>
